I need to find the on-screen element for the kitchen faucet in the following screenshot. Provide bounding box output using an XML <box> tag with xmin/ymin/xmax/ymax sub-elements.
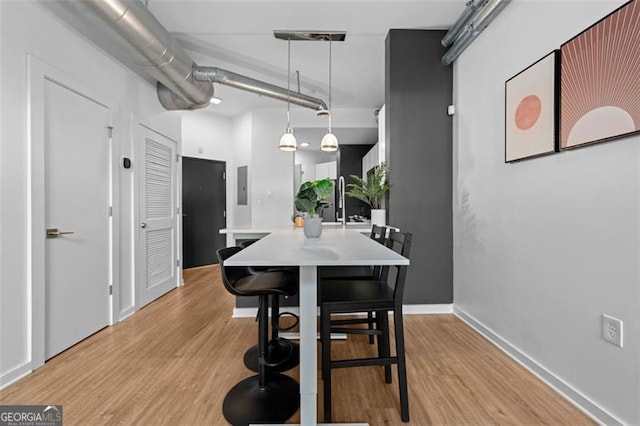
<box><xmin>338</xmin><ymin>175</ymin><xmax>346</xmax><ymax>227</ymax></box>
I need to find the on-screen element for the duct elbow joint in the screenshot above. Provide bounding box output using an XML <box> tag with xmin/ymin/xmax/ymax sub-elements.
<box><xmin>157</xmin><ymin>82</ymin><xmax>211</xmax><ymax>110</ymax></box>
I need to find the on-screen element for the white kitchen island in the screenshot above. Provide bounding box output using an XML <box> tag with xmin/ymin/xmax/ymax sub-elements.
<box><xmin>223</xmin><ymin>228</ymin><xmax>409</xmax><ymax>425</ymax></box>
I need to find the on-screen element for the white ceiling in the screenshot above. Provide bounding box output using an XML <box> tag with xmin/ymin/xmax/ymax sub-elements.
<box><xmin>146</xmin><ymin>1</ymin><xmax>465</xmax><ymax>117</ymax></box>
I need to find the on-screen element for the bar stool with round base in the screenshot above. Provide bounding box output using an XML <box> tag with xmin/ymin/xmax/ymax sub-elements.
<box><xmin>243</xmin><ymin>295</ymin><xmax>300</xmax><ymax>373</ymax></box>
<box><xmin>217</xmin><ymin>247</ymin><xmax>300</xmax><ymax>425</ymax></box>
<box><xmin>223</xmin><ymin>294</ymin><xmax>299</xmax><ymax>425</ymax></box>
<box><xmin>238</xmin><ymin>240</ymin><xmax>300</xmax><ymax>373</ymax></box>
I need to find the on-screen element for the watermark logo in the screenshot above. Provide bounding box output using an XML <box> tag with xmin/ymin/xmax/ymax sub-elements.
<box><xmin>0</xmin><ymin>405</ymin><xmax>62</xmax><ymax>426</ymax></box>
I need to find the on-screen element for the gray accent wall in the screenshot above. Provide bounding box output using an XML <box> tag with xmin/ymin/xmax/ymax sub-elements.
<box><xmin>385</xmin><ymin>30</ymin><xmax>453</xmax><ymax>304</ymax></box>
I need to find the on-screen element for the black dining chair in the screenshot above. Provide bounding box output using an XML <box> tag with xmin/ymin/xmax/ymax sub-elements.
<box><xmin>216</xmin><ymin>247</ymin><xmax>300</xmax><ymax>425</ymax></box>
<box><xmin>319</xmin><ymin>230</ymin><xmax>413</xmax><ymax>423</ymax></box>
<box><xmin>319</xmin><ymin>225</ymin><xmax>387</xmax><ymax>344</ymax></box>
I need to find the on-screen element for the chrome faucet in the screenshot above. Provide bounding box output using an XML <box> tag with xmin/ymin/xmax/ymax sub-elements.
<box><xmin>338</xmin><ymin>175</ymin><xmax>346</xmax><ymax>227</ymax></box>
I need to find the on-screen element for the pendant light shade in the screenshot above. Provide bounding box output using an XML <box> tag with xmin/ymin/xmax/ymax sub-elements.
<box><xmin>320</xmin><ymin>131</ymin><xmax>338</xmax><ymax>151</ymax></box>
<box><xmin>279</xmin><ymin>129</ymin><xmax>297</xmax><ymax>151</ymax></box>
<box><xmin>321</xmin><ymin>35</ymin><xmax>338</xmax><ymax>151</ymax></box>
<box><xmin>279</xmin><ymin>38</ymin><xmax>298</xmax><ymax>151</ymax></box>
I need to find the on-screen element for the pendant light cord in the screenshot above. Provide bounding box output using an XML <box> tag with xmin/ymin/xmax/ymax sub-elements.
<box><xmin>287</xmin><ymin>38</ymin><xmax>291</xmax><ymax>129</ymax></box>
<box><xmin>328</xmin><ymin>36</ymin><xmax>332</xmax><ymax>132</ymax></box>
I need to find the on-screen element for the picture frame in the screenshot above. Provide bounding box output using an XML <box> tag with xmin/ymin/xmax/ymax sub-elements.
<box><xmin>560</xmin><ymin>0</ymin><xmax>640</xmax><ymax>150</ymax></box>
<box><xmin>505</xmin><ymin>50</ymin><xmax>560</xmax><ymax>162</ymax></box>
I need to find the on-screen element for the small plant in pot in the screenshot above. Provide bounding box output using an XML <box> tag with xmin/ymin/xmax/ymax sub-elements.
<box><xmin>295</xmin><ymin>178</ymin><xmax>334</xmax><ymax>238</ymax></box>
<box><xmin>346</xmin><ymin>163</ymin><xmax>391</xmax><ymax>226</ymax></box>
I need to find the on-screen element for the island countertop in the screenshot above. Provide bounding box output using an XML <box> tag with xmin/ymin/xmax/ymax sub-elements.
<box><xmin>220</xmin><ymin>221</ymin><xmax>373</xmax><ymax>234</ymax></box>
<box><xmin>219</xmin><ymin>221</ymin><xmax>380</xmax><ymax>246</ymax></box>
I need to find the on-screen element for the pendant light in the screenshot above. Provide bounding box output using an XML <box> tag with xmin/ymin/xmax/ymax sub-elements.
<box><xmin>279</xmin><ymin>38</ymin><xmax>298</xmax><ymax>151</ymax></box>
<box><xmin>321</xmin><ymin>36</ymin><xmax>339</xmax><ymax>151</ymax></box>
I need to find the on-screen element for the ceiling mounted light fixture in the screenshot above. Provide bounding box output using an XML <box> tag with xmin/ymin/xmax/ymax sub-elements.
<box><xmin>273</xmin><ymin>31</ymin><xmax>345</xmax><ymax>117</ymax></box>
<box><xmin>210</xmin><ymin>96</ymin><xmax>223</xmax><ymax>104</ymax></box>
<box><xmin>321</xmin><ymin>36</ymin><xmax>338</xmax><ymax>152</ymax></box>
<box><xmin>279</xmin><ymin>37</ymin><xmax>298</xmax><ymax>151</ymax></box>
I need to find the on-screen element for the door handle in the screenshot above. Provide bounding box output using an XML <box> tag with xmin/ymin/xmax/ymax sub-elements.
<box><xmin>46</xmin><ymin>228</ymin><xmax>75</xmax><ymax>238</ymax></box>
<box><xmin>140</xmin><ymin>223</ymin><xmax>147</xmax><ymax>229</ymax></box>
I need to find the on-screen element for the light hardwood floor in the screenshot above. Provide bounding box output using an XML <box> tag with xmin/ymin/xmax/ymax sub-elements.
<box><xmin>0</xmin><ymin>265</ymin><xmax>593</xmax><ymax>425</ymax></box>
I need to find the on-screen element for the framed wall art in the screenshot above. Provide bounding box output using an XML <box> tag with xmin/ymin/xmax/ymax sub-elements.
<box><xmin>505</xmin><ymin>50</ymin><xmax>559</xmax><ymax>162</ymax></box>
<box><xmin>560</xmin><ymin>0</ymin><xmax>640</xmax><ymax>150</ymax></box>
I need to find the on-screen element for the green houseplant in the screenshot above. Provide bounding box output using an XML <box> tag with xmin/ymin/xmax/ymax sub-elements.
<box><xmin>295</xmin><ymin>178</ymin><xmax>334</xmax><ymax>237</ymax></box>
<box><xmin>346</xmin><ymin>163</ymin><xmax>391</xmax><ymax>209</ymax></box>
<box><xmin>346</xmin><ymin>163</ymin><xmax>391</xmax><ymax>225</ymax></box>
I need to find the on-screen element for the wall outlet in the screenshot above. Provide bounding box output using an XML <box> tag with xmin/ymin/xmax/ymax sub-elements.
<box><xmin>602</xmin><ymin>314</ymin><xmax>623</xmax><ymax>348</ymax></box>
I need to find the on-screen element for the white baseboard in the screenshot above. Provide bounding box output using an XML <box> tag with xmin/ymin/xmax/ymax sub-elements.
<box><xmin>233</xmin><ymin>303</ymin><xmax>453</xmax><ymax>318</ymax></box>
<box><xmin>118</xmin><ymin>306</ymin><xmax>136</xmax><ymax>322</ymax></box>
<box><xmin>403</xmin><ymin>303</ymin><xmax>452</xmax><ymax>314</ymax></box>
<box><xmin>454</xmin><ymin>307</ymin><xmax>622</xmax><ymax>426</ymax></box>
<box><xmin>0</xmin><ymin>362</ymin><xmax>32</xmax><ymax>390</ymax></box>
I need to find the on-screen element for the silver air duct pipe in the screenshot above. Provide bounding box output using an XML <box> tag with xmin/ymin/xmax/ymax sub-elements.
<box><xmin>43</xmin><ymin>0</ymin><xmax>328</xmax><ymax>112</ymax></box>
<box><xmin>442</xmin><ymin>0</ymin><xmax>511</xmax><ymax>65</ymax></box>
<box><xmin>56</xmin><ymin>0</ymin><xmax>213</xmax><ymax>109</ymax></box>
<box><xmin>193</xmin><ymin>66</ymin><xmax>328</xmax><ymax>113</ymax></box>
<box><xmin>441</xmin><ymin>0</ymin><xmax>487</xmax><ymax>47</ymax></box>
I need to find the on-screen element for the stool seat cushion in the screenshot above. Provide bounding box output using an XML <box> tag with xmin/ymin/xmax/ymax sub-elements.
<box><xmin>234</xmin><ymin>271</ymin><xmax>298</xmax><ymax>297</ymax></box>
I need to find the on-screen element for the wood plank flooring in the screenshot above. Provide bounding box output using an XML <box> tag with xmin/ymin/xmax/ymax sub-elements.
<box><xmin>0</xmin><ymin>265</ymin><xmax>593</xmax><ymax>425</ymax></box>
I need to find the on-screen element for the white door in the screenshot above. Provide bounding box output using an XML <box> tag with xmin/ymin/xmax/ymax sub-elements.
<box><xmin>138</xmin><ymin>126</ymin><xmax>178</xmax><ymax>307</ymax></box>
<box><xmin>44</xmin><ymin>79</ymin><xmax>111</xmax><ymax>359</ymax></box>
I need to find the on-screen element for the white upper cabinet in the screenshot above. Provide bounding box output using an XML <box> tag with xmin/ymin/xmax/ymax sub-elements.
<box><xmin>316</xmin><ymin>161</ymin><xmax>337</xmax><ymax>180</ymax></box>
<box><xmin>362</xmin><ymin>144</ymin><xmax>379</xmax><ymax>177</ymax></box>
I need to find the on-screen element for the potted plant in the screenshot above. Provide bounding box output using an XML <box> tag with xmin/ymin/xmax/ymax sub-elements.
<box><xmin>295</xmin><ymin>178</ymin><xmax>334</xmax><ymax>238</ymax></box>
<box><xmin>345</xmin><ymin>163</ymin><xmax>391</xmax><ymax>226</ymax></box>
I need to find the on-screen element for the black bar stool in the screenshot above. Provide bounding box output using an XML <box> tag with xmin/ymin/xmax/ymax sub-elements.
<box><xmin>243</xmin><ymin>294</ymin><xmax>300</xmax><ymax>373</ymax></box>
<box><xmin>238</xmin><ymin>239</ymin><xmax>300</xmax><ymax>373</ymax></box>
<box><xmin>217</xmin><ymin>247</ymin><xmax>300</xmax><ymax>425</ymax></box>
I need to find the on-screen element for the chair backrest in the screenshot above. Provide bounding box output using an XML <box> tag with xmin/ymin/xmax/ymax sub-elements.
<box><xmin>216</xmin><ymin>246</ymin><xmax>253</xmax><ymax>296</ymax></box>
<box><xmin>370</xmin><ymin>225</ymin><xmax>386</xmax><ymax>243</ymax></box>
<box><xmin>382</xmin><ymin>230</ymin><xmax>412</xmax><ymax>307</ymax></box>
<box><xmin>370</xmin><ymin>225</ymin><xmax>387</xmax><ymax>279</ymax></box>
<box><xmin>239</xmin><ymin>238</ymin><xmax>260</xmax><ymax>248</ymax></box>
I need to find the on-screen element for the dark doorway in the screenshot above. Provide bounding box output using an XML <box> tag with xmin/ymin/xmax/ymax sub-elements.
<box><xmin>182</xmin><ymin>157</ymin><xmax>227</xmax><ymax>268</ymax></box>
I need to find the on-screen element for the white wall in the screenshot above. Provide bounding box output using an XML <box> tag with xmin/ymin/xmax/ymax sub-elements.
<box><xmin>232</xmin><ymin>112</ymin><xmax>252</xmax><ymax>225</ymax></box>
<box><xmin>453</xmin><ymin>1</ymin><xmax>638</xmax><ymax>424</ymax></box>
<box><xmin>250</xmin><ymin>109</ymin><xmax>296</xmax><ymax>223</ymax></box>
<box><xmin>0</xmin><ymin>1</ymin><xmax>180</xmax><ymax>386</ymax></box>
<box><xmin>182</xmin><ymin>111</ymin><xmax>233</xmax><ymax>161</ymax></box>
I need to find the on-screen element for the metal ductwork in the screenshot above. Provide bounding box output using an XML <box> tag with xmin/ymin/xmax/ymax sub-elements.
<box><xmin>52</xmin><ymin>0</ymin><xmax>213</xmax><ymax>109</ymax></box>
<box><xmin>43</xmin><ymin>0</ymin><xmax>328</xmax><ymax>112</ymax></box>
<box><xmin>192</xmin><ymin>66</ymin><xmax>328</xmax><ymax>113</ymax></box>
<box><xmin>442</xmin><ymin>0</ymin><xmax>511</xmax><ymax>65</ymax></box>
<box><xmin>441</xmin><ymin>0</ymin><xmax>487</xmax><ymax>47</ymax></box>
